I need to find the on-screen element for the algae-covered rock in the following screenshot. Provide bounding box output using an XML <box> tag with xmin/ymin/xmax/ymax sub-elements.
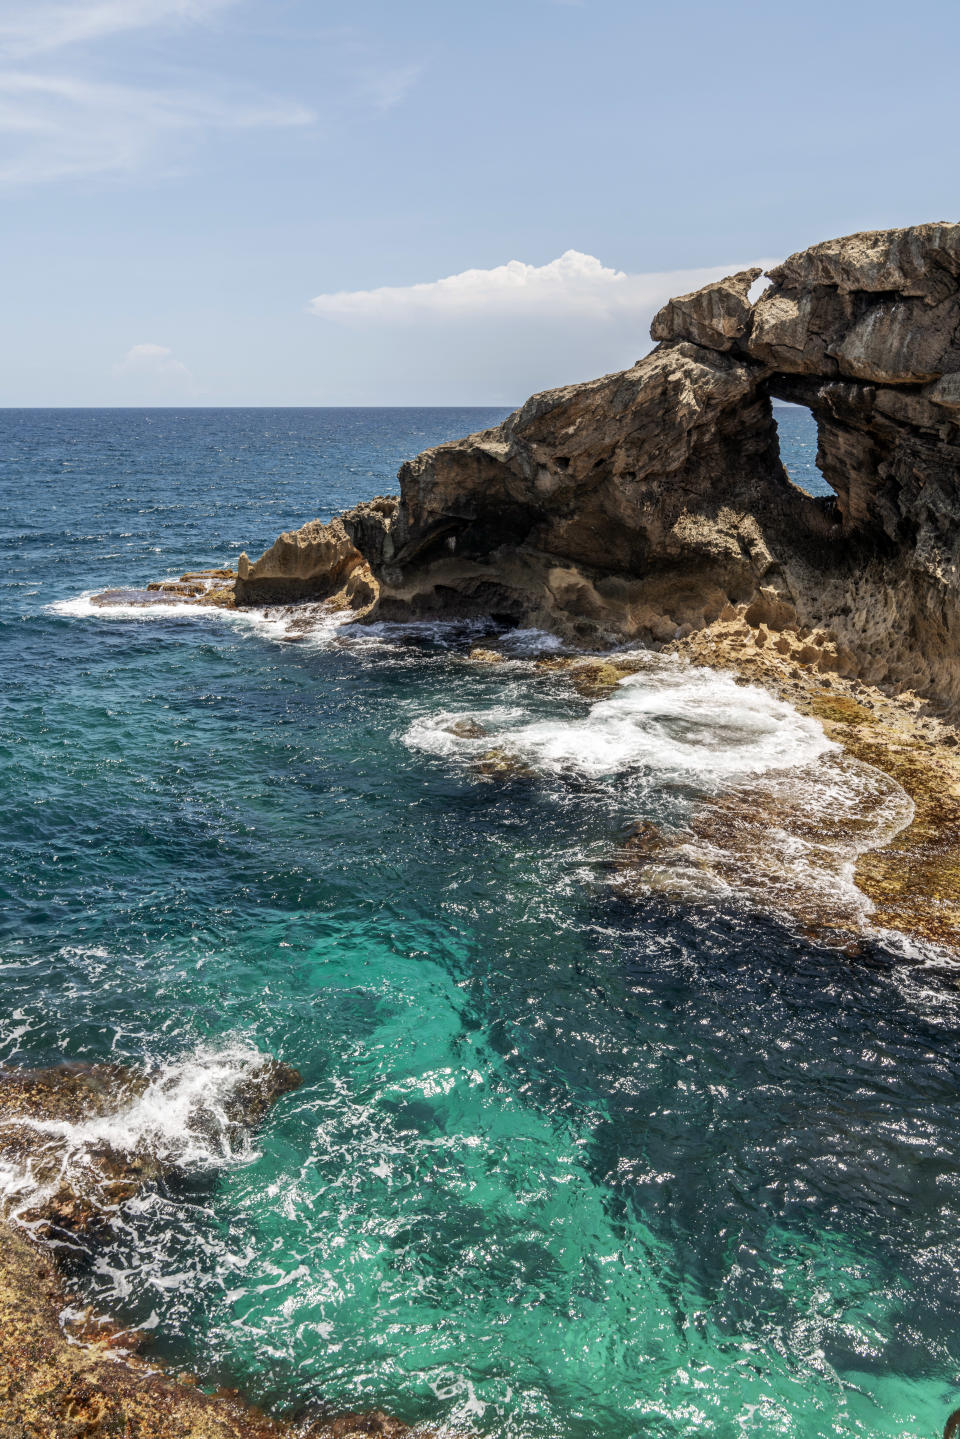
<box><xmin>0</xmin><ymin>1216</ymin><xmax>430</xmax><ymax>1439</ymax></box>
<box><xmin>474</xmin><ymin>747</ymin><xmax>536</xmax><ymax>781</ymax></box>
<box><xmin>0</xmin><ymin>1056</ymin><xmax>301</xmax><ymax>1233</ymax></box>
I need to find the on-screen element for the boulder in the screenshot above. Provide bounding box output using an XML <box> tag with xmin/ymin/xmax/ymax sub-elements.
<box><xmin>234</xmin><ymin>516</ymin><xmax>377</xmax><ymax>609</ymax></box>
<box><xmin>0</xmin><ymin>1057</ymin><xmax>301</xmax><ymax>1233</ymax></box>
<box><xmin>650</xmin><ymin>266</ymin><xmax>761</xmax><ymax>351</ymax></box>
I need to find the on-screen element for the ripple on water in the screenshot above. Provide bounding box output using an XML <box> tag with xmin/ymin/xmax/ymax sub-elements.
<box><xmin>7</xmin><ymin>409</ymin><xmax>960</xmax><ymax>1439</ymax></box>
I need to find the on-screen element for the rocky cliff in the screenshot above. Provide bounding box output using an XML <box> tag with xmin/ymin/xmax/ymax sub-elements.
<box><xmin>236</xmin><ymin>223</ymin><xmax>960</xmax><ymax>715</ymax></box>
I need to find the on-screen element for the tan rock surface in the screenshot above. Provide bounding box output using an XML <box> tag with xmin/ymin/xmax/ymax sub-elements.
<box><xmin>235</xmin><ymin>516</ymin><xmax>378</xmax><ymax>609</ymax></box>
<box><xmin>650</xmin><ymin>267</ymin><xmax>761</xmax><ymax>351</ymax></box>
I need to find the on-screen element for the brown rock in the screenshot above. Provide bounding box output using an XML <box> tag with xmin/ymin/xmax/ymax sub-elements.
<box><xmin>0</xmin><ymin>1057</ymin><xmax>301</xmax><ymax>1233</ymax></box>
<box><xmin>0</xmin><ymin>1217</ymin><xmax>424</xmax><ymax>1439</ymax></box>
<box><xmin>650</xmin><ymin>266</ymin><xmax>761</xmax><ymax>351</ymax></box>
<box><xmin>234</xmin><ymin>517</ymin><xmax>378</xmax><ymax>609</ymax></box>
<box><xmin>167</xmin><ymin>223</ymin><xmax>960</xmax><ymax>720</ymax></box>
<box><xmin>474</xmin><ymin>747</ymin><xmax>536</xmax><ymax>781</ymax></box>
<box><xmin>442</xmin><ymin>717</ymin><xmax>488</xmax><ymax>739</ymax></box>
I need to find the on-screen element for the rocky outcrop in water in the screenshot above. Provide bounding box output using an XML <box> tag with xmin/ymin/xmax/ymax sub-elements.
<box><xmin>236</xmin><ymin>222</ymin><xmax>960</xmax><ymax>716</ymax></box>
<box><xmin>0</xmin><ymin>1057</ymin><xmax>434</xmax><ymax>1437</ymax></box>
<box><xmin>234</xmin><ymin>513</ymin><xmax>382</xmax><ymax>609</ymax></box>
<box><xmin>0</xmin><ymin>1056</ymin><xmax>300</xmax><ymax>1232</ymax></box>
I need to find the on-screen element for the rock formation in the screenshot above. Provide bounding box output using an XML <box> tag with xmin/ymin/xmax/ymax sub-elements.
<box><xmin>234</xmin><ymin>514</ymin><xmax>381</xmax><ymax>609</ymax></box>
<box><xmin>234</xmin><ymin>222</ymin><xmax>960</xmax><ymax>716</ymax></box>
<box><xmin>0</xmin><ymin>1057</ymin><xmax>300</xmax><ymax>1232</ymax></box>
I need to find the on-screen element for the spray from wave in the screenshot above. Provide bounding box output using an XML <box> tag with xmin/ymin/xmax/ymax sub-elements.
<box><xmin>405</xmin><ymin>657</ymin><xmax>916</xmax><ymax>935</ymax></box>
<box><xmin>0</xmin><ymin>1040</ymin><xmax>285</xmax><ymax>1227</ymax></box>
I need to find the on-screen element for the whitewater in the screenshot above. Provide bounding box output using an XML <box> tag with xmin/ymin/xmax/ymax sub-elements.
<box><xmin>3</xmin><ymin>406</ymin><xmax>960</xmax><ymax>1439</ymax></box>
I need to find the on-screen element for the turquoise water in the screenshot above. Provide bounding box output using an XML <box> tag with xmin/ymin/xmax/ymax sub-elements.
<box><xmin>3</xmin><ymin>407</ymin><xmax>960</xmax><ymax>1438</ymax></box>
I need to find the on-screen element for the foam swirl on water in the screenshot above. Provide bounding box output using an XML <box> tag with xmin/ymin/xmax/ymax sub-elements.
<box><xmin>406</xmin><ymin>661</ymin><xmax>835</xmax><ymax>781</ymax></box>
<box><xmin>0</xmin><ymin>1040</ymin><xmax>275</xmax><ymax>1223</ymax></box>
<box><xmin>405</xmin><ymin>657</ymin><xmax>915</xmax><ymax>933</ymax></box>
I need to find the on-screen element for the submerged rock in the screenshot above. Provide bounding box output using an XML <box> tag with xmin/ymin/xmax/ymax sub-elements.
<box><xmin>473</xmin><ymin>747</ymin><xmax>537</xmax><ymax>781</ymax></box>
<box><xmin>0</xmin><ymin>1056</ymin><xmax>301</xmax><ymax>1233</ymax></box>
<box><xmin>441</xmin><ymin>717</ymin><xmax>488</xmax><ymax>739</ymax></box>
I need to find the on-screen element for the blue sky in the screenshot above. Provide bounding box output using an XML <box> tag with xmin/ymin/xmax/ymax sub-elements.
<box><xmin>1</xmin><ymin>0</ymin><xmax>957</xmax><ymax>405</ymax></box>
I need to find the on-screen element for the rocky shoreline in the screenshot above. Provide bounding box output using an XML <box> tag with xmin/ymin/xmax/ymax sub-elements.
<box><xmin>0</xmin><ymin>1058</ymin><xmax>425</xmax><ymax>1439</ymax></box>
<box><xmin>67</xmin><ymin>221</ymin><xmax>960</xmax><ymax>1430</ymax></box>
<box><xmin>97</xmin><ymin>226</ymin><xmax>960</xmax><ymax>959</ymax></box>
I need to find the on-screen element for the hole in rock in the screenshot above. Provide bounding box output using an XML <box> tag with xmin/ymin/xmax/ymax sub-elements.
<box><xmin>772</xmin><ymin>402</ymin><xmax>833</xmax><ymax>498</ymax></box>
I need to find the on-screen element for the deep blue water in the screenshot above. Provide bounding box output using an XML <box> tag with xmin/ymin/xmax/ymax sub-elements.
<box><xmin>775</xmin><ymin>405</ymin><xmax>832</xmax><ymax>497</ymax></box>
<box><xmin>2</xmin><ymin>407</ymin><xmax>960</xmax><ymax>1439</ymax></box>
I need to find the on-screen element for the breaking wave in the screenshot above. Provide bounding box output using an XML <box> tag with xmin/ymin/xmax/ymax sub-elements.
<box><xmin>404</xmin><ymin>657</ymin><xmax>915</xmax><ymax>934</ymax></box>
<box><xmin>0</xmin><ymin>1040</ymin><xmax>275</xmax><ymax>1224</ymax></box>
<box><xmin>405</xmin><ymin>660</ymin><xmax>835</xmax><ymax>782</ymax></box>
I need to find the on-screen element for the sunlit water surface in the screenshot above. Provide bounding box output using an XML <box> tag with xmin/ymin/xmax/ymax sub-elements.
<box><xmin>3</xmin><ymin>407</ymin><xmax>960</xmax><ymax>1439</ymax></box>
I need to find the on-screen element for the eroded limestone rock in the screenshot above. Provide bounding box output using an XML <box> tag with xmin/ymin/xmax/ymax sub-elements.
<box><xmin>235</xmin><ymin>515</ymin><xmax>379</xmax><ymax>609</ymax></box>
<box><xmin>152</xmin><ymin>222</ymin><xmax>960</xmax><ymax>721</ymax></box>
<box><xmin>650</xmin><ymin>266</ymin><xmax>761</xmax><ymax>351</ymax></box>
<box><xmin>283</xmin><ymin>220</ymin><xmax>960</xmax><ymax>718</ymax></box>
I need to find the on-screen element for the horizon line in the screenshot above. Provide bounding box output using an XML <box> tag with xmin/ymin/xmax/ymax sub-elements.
<box><xmin>0</xmin><ymin>401</ymin><xmax>802</xmax><ymax>411</ymax></box>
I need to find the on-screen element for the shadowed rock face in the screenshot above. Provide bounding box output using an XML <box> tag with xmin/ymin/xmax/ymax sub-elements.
<box><xmin>237</xmin><ymin>222</ymin><xmax>960</xmax><ymax>715</ymax></box>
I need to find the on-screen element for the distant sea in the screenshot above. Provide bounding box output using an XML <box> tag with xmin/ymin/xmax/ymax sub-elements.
<box><xmin>2</xmin><ymin>406</ymin><xmax>958</xmax><ymax>1439</ymax></box>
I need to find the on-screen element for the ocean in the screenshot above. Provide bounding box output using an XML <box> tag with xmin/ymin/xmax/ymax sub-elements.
<box><xmin>2</xmin><ymin>405</ymin><xmax>959</xmax><ymax>1439</ymax></box>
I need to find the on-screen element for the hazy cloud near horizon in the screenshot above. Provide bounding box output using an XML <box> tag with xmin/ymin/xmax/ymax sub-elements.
<box><xmin>305</xmin><ymin>252</ymin><xmax>774</xmax><ymax>404</ymax></box>
<box><xmin>308</xmin><ymin>251</ymin><xmax>769</xmax><ymax>322</ymax></box>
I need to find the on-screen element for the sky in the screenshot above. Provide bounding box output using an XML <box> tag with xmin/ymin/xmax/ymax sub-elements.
<box><xmin>1</xmin><ymin>0</ymin><xmax>958</xmax><ymax>406</ymax></box>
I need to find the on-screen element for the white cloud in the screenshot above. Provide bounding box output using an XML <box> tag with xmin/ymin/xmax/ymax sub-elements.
<box><xmin>0</xmin><ymin>71</ymin><xmax>313</xmax><ymax>182</ymax></box>
<box><xmin>0</xmin><ymin>0</ymin><xmax>234</xmax><ymax>59</ymax></box>
<box><xmin>116</xmin><ymin>342</ymin><xmax>192</xmax><ymax>384</ymax></box>
<box><xmin>305</xmin><ymin>251</ymin><xmax>780</xmax><ymax>405</ymax></box>
<box><xmin>0</xmin><ymin>0</ymin><xmax>315</xmax><ymax>183</ymax></box>
<box><xmin>308</xmin><ymin>250</ymin><xmax>764</xmax><ymax>325</ymax></box>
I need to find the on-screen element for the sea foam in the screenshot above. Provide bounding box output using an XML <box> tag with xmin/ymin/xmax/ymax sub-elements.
<box><xmin>405</xmin><ymin>661</ymin><xmax>835</xmax><ymax>783</ymax></box>
<box><xmin>0</xmin><ymin>1039</ymin><xmax>274</xmax><ymax>1222</ymax></box>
